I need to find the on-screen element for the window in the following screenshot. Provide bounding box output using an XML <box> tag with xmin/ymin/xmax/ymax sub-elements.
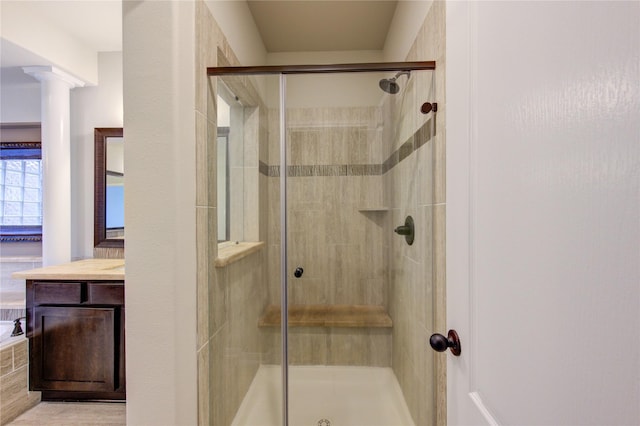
<box><xmin>0</xmin><ymin>142</ymin><xmax>42</xmax><ymax>242</ymax></box>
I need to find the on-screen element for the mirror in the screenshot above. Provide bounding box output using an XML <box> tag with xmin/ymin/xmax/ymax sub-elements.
<box><xmin>94</xmin><ymin>127</ymin><xmax>124</xmax><ymax>248</ymax></box>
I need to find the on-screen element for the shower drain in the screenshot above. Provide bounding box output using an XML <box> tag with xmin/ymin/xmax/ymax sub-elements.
<box><xmin>317</xmin><ymin>419</ymin><xmax>331</xmax><ymax>426</ymax></box>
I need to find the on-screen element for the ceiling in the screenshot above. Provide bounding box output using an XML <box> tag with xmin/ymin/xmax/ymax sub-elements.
<box><xmin>247</xmin><ymin>1</ymin><xmax>398</xmax><ymax>52</ymax></box>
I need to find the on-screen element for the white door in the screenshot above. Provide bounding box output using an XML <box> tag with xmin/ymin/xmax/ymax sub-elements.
<box><xmin>445</xmin><ymin>2</ymin><xmax>640</xmax><ymax>425</ymax></box>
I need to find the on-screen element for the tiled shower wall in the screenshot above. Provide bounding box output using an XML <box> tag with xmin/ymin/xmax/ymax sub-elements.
<box><xmin>264</xmin><ymin>106</ymin><xmax>392</xmax><ymax>366</ymax></box>
<box><xmin>385</xmin><ymin>2</ymin><xmax>446</xmax><ymax>426</ymax></box>
<box><xmin>267</xmin><ymin>106</ymin><xmax>387</xmax><ymax>306</ymax></box>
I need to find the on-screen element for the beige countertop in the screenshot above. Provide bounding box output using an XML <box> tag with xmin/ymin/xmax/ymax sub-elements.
<box><xmin>11</xmin><ymin>258</ymin><xmax>125</xmax><ymax>281</ymax></box>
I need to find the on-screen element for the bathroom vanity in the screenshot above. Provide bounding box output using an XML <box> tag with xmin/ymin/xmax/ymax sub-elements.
<box><xmin>13</xmin><ymin>259</ymin><xmax>125</xmax><ymax>401</ymax></box>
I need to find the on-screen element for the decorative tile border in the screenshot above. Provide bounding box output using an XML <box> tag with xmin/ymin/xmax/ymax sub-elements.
<box><xmin>261</xmin><ymin>116</ymin><xmax>435</xmax><ymax>178</ymax></box>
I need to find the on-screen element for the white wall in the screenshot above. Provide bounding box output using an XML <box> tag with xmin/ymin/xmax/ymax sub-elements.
<box><xmin>267</xmin><ymin>50</ymin><xmax>383</xmax><ymax>66</ymax></box>
<box><xmin>122</xmin><ymin>1</ymin><xmax>197</xmax><ymax>424</ymax></box>
<box><xmin>204</xmin><ymin>0</ymin><xmax>267</xmax><ymax>66</ymax></box>
<box><xmin>446</xmin><ymin>2</ymin><xmax>640</xmax><ymax>424</ymax></box>
<box><xmin>384</xmin><ymin>0</ymin><xmax>432</xmax><ymax>62</ymax></box>
<box><xmin>71</xmin><ymin>51</ymin><xmax>123</xmax><ymax>260</ymax></box>
<box><xmin>267</xmin><ymin>50</ymin><xmax>386</xmax><ymax>108</ymax></box>
<box><xmin>0</xmin><ymin>76</ymin><xmax>40</xmax><ymax>123</ymax></box>
<box><xmin>0</xmin><ymin>1</ymin><xmax>98</xmax><ymax>84</ymax></box>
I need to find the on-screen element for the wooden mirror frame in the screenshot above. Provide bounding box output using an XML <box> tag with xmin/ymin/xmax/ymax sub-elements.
<box><xmin>94</xmin><ymin>127</ymin><xmax>124</xmax><ymax>248</ymax></box>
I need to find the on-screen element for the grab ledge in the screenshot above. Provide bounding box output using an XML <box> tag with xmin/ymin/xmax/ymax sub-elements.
<box><xmin>258</xmin><ymin>304</ymin><xmax>392</xmax><ymax>328</ymax></box>
<box><xmin>215</xmin><ymin>242</ymin><xmax>265</xmax><ymax>268</ymax></box>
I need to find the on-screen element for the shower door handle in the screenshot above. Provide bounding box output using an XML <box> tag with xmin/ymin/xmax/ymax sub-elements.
<box><xmin>429</xmin><ymin>329</ymin><xmax>461</xmax><ymax>356</ymax></box>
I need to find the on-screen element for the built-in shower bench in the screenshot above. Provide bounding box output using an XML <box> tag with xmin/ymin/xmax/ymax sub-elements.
<box><xmin>258</xmin><ymin>304</ymin><xmax>392</xmax><ymax>328</ymax></box>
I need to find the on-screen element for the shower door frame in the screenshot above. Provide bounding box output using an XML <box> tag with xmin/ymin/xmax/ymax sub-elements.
<box><xmin>208</xmin><ymin>61</ymin><xmax>437</xmax><ymax>426</ymax></box>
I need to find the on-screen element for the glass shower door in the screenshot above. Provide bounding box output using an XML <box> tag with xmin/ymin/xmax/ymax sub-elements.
<box><xmin>213</xmin><ymin>73</ymin><xmax>284</xmax><ymax>426</ymax></box>
<box><xmin>209</xmin><ymin>63</ymin><xmax>439</xmax><ymax>426</ymax></box>
<box><xmin>283</xmin><ymin>68</ymin><xmax>438</xmax><ymax>426</ymax></box>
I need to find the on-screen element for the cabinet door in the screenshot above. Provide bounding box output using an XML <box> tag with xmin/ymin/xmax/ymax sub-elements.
<box><xmin>31</xmin><ymin>306</ymin><xmax>119</xmax><ymax>392</ymax></box>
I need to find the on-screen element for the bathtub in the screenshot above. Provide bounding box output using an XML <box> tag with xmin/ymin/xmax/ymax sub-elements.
<box><xmin>0</xmin><ymin>320</ymin><xmax>40</xmax><ymax>425</ymax></box>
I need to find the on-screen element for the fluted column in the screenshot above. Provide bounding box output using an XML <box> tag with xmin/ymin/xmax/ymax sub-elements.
<box><xmin>23</xmin><ymin>66</ymin><xmax>84</xmax><ymax>266</ymax></box>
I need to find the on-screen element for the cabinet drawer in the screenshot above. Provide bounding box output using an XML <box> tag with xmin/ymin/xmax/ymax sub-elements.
<box><xmin>88</xmin><ymin>283</ymin><xmax>124</xmax><ymax>305</ymax></box>
<box><xmin>33</xmin><ymin>282</ymin><xmax>83</xmax><ymax>304</ymax></box>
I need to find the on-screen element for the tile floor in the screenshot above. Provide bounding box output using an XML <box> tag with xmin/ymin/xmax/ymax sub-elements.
<box><xmin>7</xmin><ymin>402</ymin><xmax>126</xmax><ymax>425</ymax></box>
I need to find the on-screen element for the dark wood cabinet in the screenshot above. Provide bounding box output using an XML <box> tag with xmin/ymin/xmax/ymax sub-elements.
<box><xmin>26</xmin><ymin>280</ymin><xmax>125</xmax><ymax>400</ymax></box>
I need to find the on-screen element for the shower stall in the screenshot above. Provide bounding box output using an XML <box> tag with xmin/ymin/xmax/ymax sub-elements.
<box><xmin>206</xmin><ymin>62</ymin><xmax>442</xmax><ymax>426</ymax></box>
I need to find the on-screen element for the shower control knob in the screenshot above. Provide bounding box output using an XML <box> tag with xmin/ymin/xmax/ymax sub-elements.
<box><xmin>394</xmin><ymin>216</ymin><xmax>415</xmax><ymax>246</ymax></box>
<box><xmin>294</xmin><ymin>267</ymin><xmax>304</xmax><ymax>278</ymax></box>
<box><xmin>429</xmin><ymin>330</ymin><xmax>461</xmax><ymax>356</ymax></box>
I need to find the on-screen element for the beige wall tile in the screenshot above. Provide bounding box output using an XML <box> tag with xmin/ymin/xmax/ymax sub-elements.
<box><xmin>197</xmin><ymin>343</ymin><xmax>210</xmax><ymax>426</ymax></box>
<box><xmin>433</xmin><ymin>203</ymin><xmax>446</xmax><ymax>334</ymax></box>
<box><xmin>13</xmin><ymin>340</ymin><xmax>28</xmax><ymax>370</ymax></box>
<box><xmin>0</xmin><ymin>366</ymin><xmax>40</xmax><ymax>425</ymax></box>
<box><xmin>207</xmin><ymin>117</ymin><xmax>218</xmax><ymax>210</ymax></box>
<box><xmin>288</xmin><ymin>328</ymin><xmax>328</xmax><ymax>365</ymax></box>
<box><xmin>367</xmin><ymin>329</ymin><xmax>393</xmax><ymax>367</ymax></box>
<box><xmin>195</xmin><ymin>0</ymin><xmax>216</xmax><ymax>116</ymax></box>
<box><xmin>93</xmin><ymin>247</ymin><xmax>124</xmax><ymax>259</ymax></box>
<box><xmin>259</xmin><ymin>328</ymin><xmax>282</xmax><ymax>365</ymax></box>
<box><xmin>0</xmin><ymin>346</ymin><xmax>13</xmax><ymax>376</ymax></box>
<box><xmin>243</xmin><ymin>107</ymin><xmax>259</xmax><ymax>167</ymax></box>
<box><xmin>434</xmin><ymin>131</ymin><xmax>446</xmax><ymax>205</ymax></box>
<box><xmin>327</xmin><ymin>328</ymin><xmax>392</xmax><ymax>366</ymax></box>
<box><xmin>259</xmin><ymin>174</ymin><xmax>269</xmax><ymax>242</ymax></box>
<box><xmin>210</xmin><ymin>266</ymin><xmax>227</xmax><ymax>339</ymax></box>
<box><xmin>196</xmin><ymin>206</ymin><xmax>210</xmax><ymax>349</ymax></box>
<box><xmin>243</xmin><ymin>167</ymin><xmax>260</xmax><ymax>241</ymax></box>
<box><xmin>209</xmin><ymin>325</ymin><xmax>228</xmax><ymax>426</ymax></box>
<box><xmin>267</xmin><ymin>243</ymin><xmax>282</xmax><ymax>306</ymax></box>
<box><xmin>195</xmin><ymin>112</ymin><xmax>209</xmax><ymax>207</ymax></box>
<box><xmin>417</xmin><ymin>128</ymin><xmax>435</xmax><ymax>207</ymax></box>
<box><xmin>289</xmin><ymin>278</ymin><xmax>329</xmax><ymax>306</ymax></box>
<box><xmin>258</xmin><ymin>106</ymin><xmax>270</xmax><ymax>164</ymax></box>
<box><xmin>290</xmin><ymin>130</ymin><xmax>320</xmax><ymax>165</ymax></box>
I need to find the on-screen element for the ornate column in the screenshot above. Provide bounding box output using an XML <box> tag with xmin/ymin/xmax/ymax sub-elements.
<box><xmin>23</xmin><ymin>66</ymin><xmax>84</xmax><ymax>266</ymax></box>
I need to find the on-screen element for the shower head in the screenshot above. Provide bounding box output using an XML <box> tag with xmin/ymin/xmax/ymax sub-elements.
<box><xmin>379</xmin><ymin>78</ymin><xmax>400</xmax><ymax>94</ymax></box>
<box><xmin>379</xmin><ymin>71</ymin><xmax>411</xmax><ymax>94</ymax></box>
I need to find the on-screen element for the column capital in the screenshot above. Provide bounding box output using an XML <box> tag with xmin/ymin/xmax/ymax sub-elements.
<box><xmin>23</xmin><ymin>65</ymin><xmax>85</xmax><ymax>89</ymax></box>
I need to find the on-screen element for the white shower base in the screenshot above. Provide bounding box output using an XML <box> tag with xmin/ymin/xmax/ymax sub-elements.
<box><xmin>232</xmin><ymin>365</ymin><xmax>415</xmax><ymax>426</ymax></box>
